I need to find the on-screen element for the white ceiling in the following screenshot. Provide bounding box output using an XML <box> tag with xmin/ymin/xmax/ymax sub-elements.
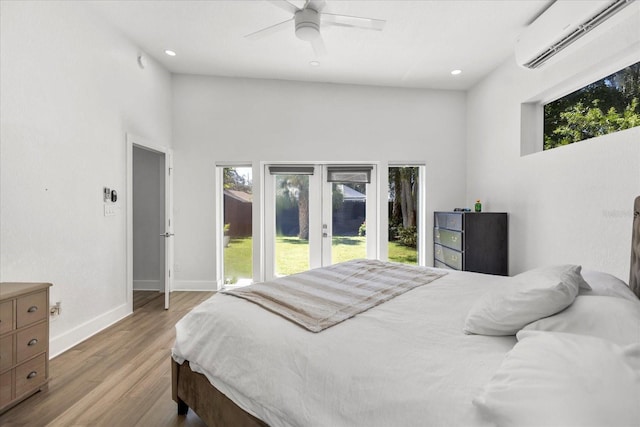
<box><xmin>89</xmin><ymin>0</ymin><xmax>552</xmax><ymax>91</ymax></box>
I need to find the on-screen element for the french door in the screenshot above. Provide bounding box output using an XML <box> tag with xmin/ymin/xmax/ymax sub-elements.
<box><xmin>264</xmin><ymin>164</ymin><xmax>377</xmax><ymax>280</ymax></box>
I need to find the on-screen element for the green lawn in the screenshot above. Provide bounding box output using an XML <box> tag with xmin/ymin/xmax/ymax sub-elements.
<box><xmin>223</xmin><ymin>236</ymin><xmax>417</xmax><ymax>283</ymax></box>
<box><xmin>223</xmin><ymin>237</ymin><xmax>253</xmax><ymax>283</ymax></box>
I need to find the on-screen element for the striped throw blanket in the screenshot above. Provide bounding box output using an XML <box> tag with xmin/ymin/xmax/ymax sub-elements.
<box><xmin>222</xmin><ymin>259</ymin><xmax>447</xmax><ymax>332</ymax></box>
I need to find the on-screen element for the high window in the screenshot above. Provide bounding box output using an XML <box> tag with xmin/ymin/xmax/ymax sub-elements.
<box><xmin>544</xmin><ymin>61</ymin><xmax>640</xmax><ymax>150</ymax></box>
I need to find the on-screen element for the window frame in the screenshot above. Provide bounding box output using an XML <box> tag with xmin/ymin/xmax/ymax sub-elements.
<box><xmin>520</xmin><ymin>55</ymin><xmax>640</xmax><ymax>156</ymax></box>
<box><xmin>387</xmin><ymin>162</ymin><xmax>427</xmax><ymax>266</ymax></box>
<box><xmin>215</xmin><ymin>162</ymin><xmax>254</xmax><ymax>289</ymax></box>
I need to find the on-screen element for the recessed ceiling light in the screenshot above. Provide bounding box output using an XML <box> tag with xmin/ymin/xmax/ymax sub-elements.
<box><xmin>165</xmin><ymin>50</ymin><xmax>177</xmax><ymax>57</ymax></box>
<box><xmin>451</xmin><ymin>69</ymin><xmax>462</xmax><ymax>76</ymax></box>
<box><xmin>310</xmin><ymin>60</ymin><xmax>320</xmax><ymax>67</ymax></box>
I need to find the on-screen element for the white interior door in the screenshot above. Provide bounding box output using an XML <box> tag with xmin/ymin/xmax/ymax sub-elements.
<box><xmin>163</xmin><ymin>150</ymin><xmax>174</xmax><ymax>309</ymax></box>
<box><xmin>127</xmin><ymin>134</ymin><xmax>173</xmax><ymax>311</ymax></box>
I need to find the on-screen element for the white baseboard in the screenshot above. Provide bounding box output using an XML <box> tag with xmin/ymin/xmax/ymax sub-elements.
<box><xmin>172</xmin><ymin>280</ymin><xmax>218</xmax><ymax>291</ymax></box>
<box><xmin>133</xmin><ymin>279</ymin><xmax>162</xmax><ymax>291</ymax></box>
<box><xmin>49</xmin><ymin>303</ymin><xmax>131</xmax><ymax>359</ymax></box>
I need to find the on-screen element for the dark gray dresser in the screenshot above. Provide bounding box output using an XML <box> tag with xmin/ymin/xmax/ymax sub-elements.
<box><xmin>434</xmin><ymin>212</ymin><xmax>508</xmax><ymax>276</ymax></box>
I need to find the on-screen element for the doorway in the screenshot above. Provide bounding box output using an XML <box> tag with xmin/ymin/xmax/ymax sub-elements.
<box><xmin>126</xmin><ymin>134</ymin><xmax>173</xmax><ymax>311</ymax></box>
<box><xmin>263</xmin><ymin>164</ymin><xmax>377</xmax><ymax>280</ymax></box>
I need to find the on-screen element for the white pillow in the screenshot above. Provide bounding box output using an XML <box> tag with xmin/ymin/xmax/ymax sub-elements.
<box><xmin>522</xmin><ymin>296</ymin><xmax>640</xmax><ymax>346</ymax></box>
<box><xmin>515</xmin><ymin>264</ymin><xmax>591</xmax><ymax>290</ymax></box>
<box><xmin>473</xmin><ymin>331</ymin><xmax>640</xmax><ymax>427</ymax></box>
<box><xmin>463</xmin><ymin>265</ymin><xmax>584</xmax><ymax>335</ymax></box>
<box><xmin>580</xmin><ymin>269</ymin><xmax>639</xmax><ymax>302</ymax></box>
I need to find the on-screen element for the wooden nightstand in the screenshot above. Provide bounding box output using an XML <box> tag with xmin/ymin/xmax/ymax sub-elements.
<box><xmin>0</xmin><ymin>282</ymin><xmax>52</xmax><ymax>414</ymax></box>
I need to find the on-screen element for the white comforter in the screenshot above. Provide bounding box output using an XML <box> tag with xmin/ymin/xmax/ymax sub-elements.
<box><xmin>172</xmin><ymin>268</ymin><xmax>516</xmax><ymax>427</ymax></box>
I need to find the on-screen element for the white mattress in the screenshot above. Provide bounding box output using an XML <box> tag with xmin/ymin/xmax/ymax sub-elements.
<box><xmin>172</xmin><ymin>268</ymin><xmax>516</xmax><ymax>427</ymax></box>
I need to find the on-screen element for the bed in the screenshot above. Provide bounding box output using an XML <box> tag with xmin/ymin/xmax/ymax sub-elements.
<box><xmin>172</xmin><ymin>197</ymin><xmax>640</xmax><ymax>427</ymax></box>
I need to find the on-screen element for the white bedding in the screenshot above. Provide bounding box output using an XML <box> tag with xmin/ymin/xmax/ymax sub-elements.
<box><xmin>172</xmin><ymin>267</ymin><xmax>516</xmax><ymax>427</ymax></box>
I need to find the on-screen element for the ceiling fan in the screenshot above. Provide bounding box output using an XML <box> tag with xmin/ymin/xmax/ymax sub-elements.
<box><xmin>245</xmin><ymin>0</ymin><xmax>386</xmax><ymax>56</ymax></box>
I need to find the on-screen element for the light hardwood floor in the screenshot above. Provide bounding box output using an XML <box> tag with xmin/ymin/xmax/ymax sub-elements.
<box><xmin>133</xmin><ymin>290</ymin><xmax>164</xmax><ymax>311</ymax></box>
<box><xmin>0</xmin><ymin>291</ymin><xmax>215</xmax><ymax>427</ymax></box>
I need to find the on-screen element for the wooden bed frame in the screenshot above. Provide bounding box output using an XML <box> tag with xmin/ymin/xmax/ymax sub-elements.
<box><xmin>172</xmin><ymin>360</ymin><xmax>267</xmax><ymax>427</ymax></box>
<box><xmin>172</xmin><ymin>195</ymin><xmax>640</xmax><ymax>426</ymax></box>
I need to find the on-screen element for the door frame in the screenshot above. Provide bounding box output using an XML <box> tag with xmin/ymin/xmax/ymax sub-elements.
<box><xmin>261</xmin><ymin>161</ymin><xmax>378</xmax><ymax>281</ymax></box>
<box><xmin>321</xmin><ymin>164</ymin><xmax>378</xmax><ymax>265</ymax></box>
<box><xmin>126</xmin><ymin>133</ymin><xmax>174</xmax><ymax>310</ymax></box>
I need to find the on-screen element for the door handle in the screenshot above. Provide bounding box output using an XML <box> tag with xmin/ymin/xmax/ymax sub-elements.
<box><xmin>160</xmin><ymin>232</ymin><xmax>175</xmax><ymax>237</ymax></box>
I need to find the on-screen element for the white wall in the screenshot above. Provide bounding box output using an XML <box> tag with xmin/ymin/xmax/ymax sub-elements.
<box><xmin>466</xmin><ymin>5</ymin><xmax>640</xmax><ymax>281</ymax></box>
<box><xmin>0</xmin><ymin>1</ymin><xmax>172</xmax><ymax>356</ymax></box>
<box><xmin>133</xmin><ymin>147</ymin><xmax>165</xmax><ymax>291</ymax></box>
<box><xmin>172</xmin><ymin>76</ymin><xmax>467</xmax><ymax>289</ymax></box>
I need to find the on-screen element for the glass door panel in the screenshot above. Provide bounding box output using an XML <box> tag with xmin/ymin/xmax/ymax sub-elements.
<box><xmin>274</xmin><ymin>174</ymin><xmax>311</xmax><ymax>276</ymax></box>
<box><xmin>264</xmin><ymin>164</ymin><xmax>375</xmax><ymax>280</ymax></box>
<box><xmin>329</xmin><ymin>183</ymin><xmax>367</xmax><ymax>263</ymax></box>
<box><xmin>322</xmin><ymin>165</ymin><xmax>376</xmax><ymax>266</ymax></box>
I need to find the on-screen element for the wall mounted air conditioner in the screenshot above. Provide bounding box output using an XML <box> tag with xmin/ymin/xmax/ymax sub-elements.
<box><xmin>515</xmin><ymin>0</ymin><xmax>634</xmax><ymax>69</ymax></box>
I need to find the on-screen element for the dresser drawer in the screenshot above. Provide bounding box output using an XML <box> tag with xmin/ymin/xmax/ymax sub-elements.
<box><xmin>434</xmin><ymin>212</ymin><xmax>462</xmax><ymax>231</ymax></box>
<box><xmin>434</xmin><ymin>243</ymin><xmax>445</xmax><ymax>263</ymax></box>
<box><xmin>434</xmin><ymin>228</ymin><xmax>462</xmax><ymax>251</ymax></box>
<box><xmin>15</xmin><ymin>354</ymin><xmax>46</xmax><ymax>398</ymax></box>
<box><xmin>16</xmin><ymin>323</ymin><xmax>47</xmax><ymax>364</ymax></box>
<box><xmin>0</xmin><ymin>370</ymin><xmax>12</xmax><ymax>407</ymax></box>
<box><xmin>16</xmin><ymin>291</ymin><xmax>47</xmax><ymax>329</ymax></box>
<box><xmin>0</xmin><ymin>282</ymin><xmax>51</xmax><ymax>413</ymax></box>
<box><xmin>434</xmin><ymin>244</ymin><xmax>462</xmax><ymax>270</ymax></box>
<box><xmin>0</xmin><ymin>301</ymin><xmax>14</xmax><ymax>335</ymax></box>
<box><xmin>0</xmin><ymin>336</ymin><xmax>13</xmax><ymax>371</ymax></box>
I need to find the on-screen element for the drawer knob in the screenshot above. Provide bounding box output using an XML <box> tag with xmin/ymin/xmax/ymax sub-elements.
<box><xmin>451</xmin><ymin>236</ymin><xmax>458</xmax><ymax>242</ymax></box>
<box><xmin>27</xmin><ymin>306</ymin><xmax>38</xmax><ymax>313</ymax></box>
<box><xmin>27</xmin><ymin>371</ymin><xmax>38</xmax><ymax>380</ymax></box>
<box><xmin>28</xmin><ymin>338</ymin><xmax>39</xmax><ymax>346</ymax></box>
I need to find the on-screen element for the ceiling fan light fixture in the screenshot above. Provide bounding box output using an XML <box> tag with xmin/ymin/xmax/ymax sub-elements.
<box><xmin>295</xmin><ymin>8</ymin><xmax>320</xmax><ymax>41</ymax></box>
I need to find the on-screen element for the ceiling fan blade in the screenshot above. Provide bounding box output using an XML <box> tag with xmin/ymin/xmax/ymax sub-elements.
<box><xmin>245</xmin><ymin>17</ymin><xmax>294</xmax><ymax>40</ymax></box>
<box><xmin>305</xmin><ymin>0</ymin><xmax>327</xmax><ymax>12</ymax></box>
<box><xmin>266</xmin><ymin>0</ymin><xmax>300</xmax><ymax>14</ymax></box>
<box><xmin>310</xmin><ymin>34</ymin><xmax>327</xmax><ymax>57</ymax></box>
<box><xmin>321</xmin><ymin>13</ymin><xmax>386</xmax><ymax>31</ymax></box>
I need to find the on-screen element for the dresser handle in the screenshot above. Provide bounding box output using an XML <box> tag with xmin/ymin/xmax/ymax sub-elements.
<box><xmin>28</xmin><ymin>338</ymin><xmax>39</xmax><ymax>346</ymax></box>
<box><xmin>27</xmin><ymin>306</ymin><xmax>38</xmax><ymax>313</ymax></box>
<box><xmin>451</xmin><ymin>236</ymin><xmax>458</xmax><ymax>242</ymax></box>
<box><xmin>27</xmin><ymin>371</ymin><xmax>38</xmax><ymax>379</ymax></box>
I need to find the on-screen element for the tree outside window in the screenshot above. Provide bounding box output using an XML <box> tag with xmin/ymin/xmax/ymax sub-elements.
<box><xmin>544</xmin><ymin>61</ymin><xmax>640</xmax><ymax>150</ymax></box>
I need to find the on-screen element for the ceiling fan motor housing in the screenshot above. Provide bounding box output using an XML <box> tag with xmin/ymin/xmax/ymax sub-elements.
<box><xmin>295</xmin><ymin>8</ymin><xmax>320</xmax><ymax>41</ymax></box>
